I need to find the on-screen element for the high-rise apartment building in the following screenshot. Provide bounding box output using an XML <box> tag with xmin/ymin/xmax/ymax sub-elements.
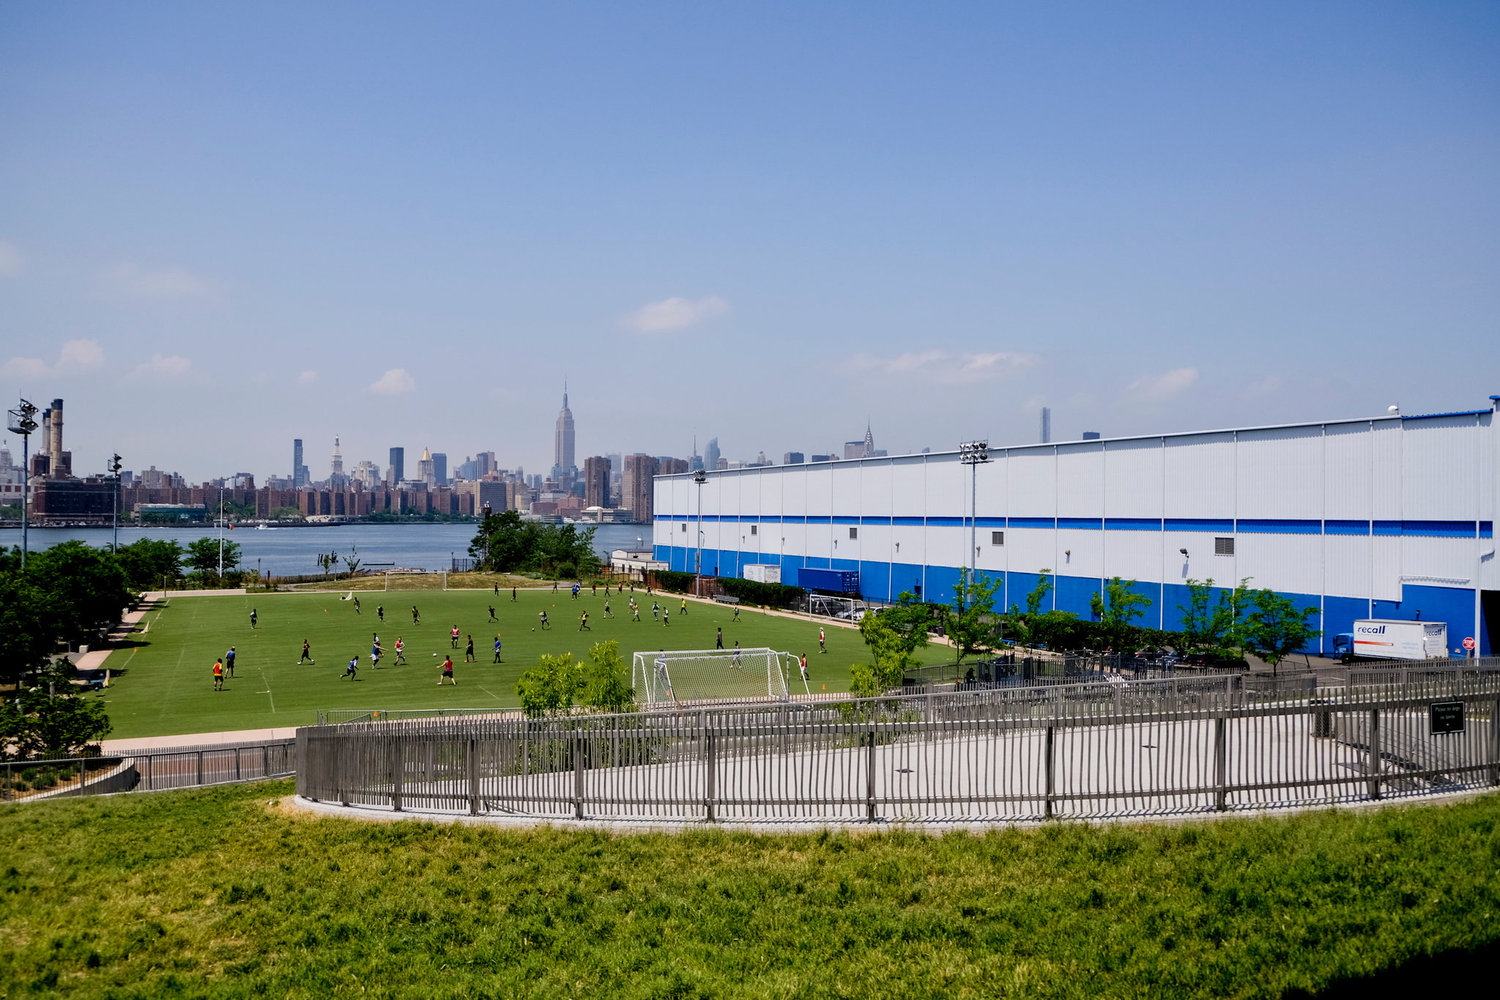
<box><xmin>388</xmin><ymin>447</ymin><xmax>404</xmax><ymax>485</ymax></box>
<box><xmin>583</xmin><ymin>456</ymin><xmax>610</xmax><ymax>509</ymax></box>
<box><xmin>622</xmin><ymin>453</ymin><xmax>659</xmax><ymax>523</ymax></box>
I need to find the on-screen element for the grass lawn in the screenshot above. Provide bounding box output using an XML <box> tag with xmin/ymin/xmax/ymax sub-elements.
<box><xmin>100</xmin><ymin>588</ymin><xmax>946</xmax><ymax>739</ymax></box>
<box><xmin>2</xmin><ymin>781</ymin><xmax>1499</xmax><ymax>998</ymax></box>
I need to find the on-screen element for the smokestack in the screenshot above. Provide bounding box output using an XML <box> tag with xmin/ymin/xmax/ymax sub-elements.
<box><xmin>48</xmin><ymin>398</ymin><xmax>63</xmax><ymax>468</ymax></box>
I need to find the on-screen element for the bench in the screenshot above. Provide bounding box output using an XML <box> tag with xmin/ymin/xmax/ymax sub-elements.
<box><xmin>712</xmin><ymin>594</ymin><xmax>741</xmax><ymax>604</ymax></box>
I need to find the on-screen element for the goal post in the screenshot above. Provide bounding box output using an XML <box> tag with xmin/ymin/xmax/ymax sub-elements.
<box><xmin>631</xmin><ymin>647</ymin><xmax>809</xmax><ymax>706</ymax></box>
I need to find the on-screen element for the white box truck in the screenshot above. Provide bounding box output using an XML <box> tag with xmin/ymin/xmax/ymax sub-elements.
<box><xmin>1331</xmin><ymin>620</ymin><xmax>1447</xmax><ymax>663</ymax></box>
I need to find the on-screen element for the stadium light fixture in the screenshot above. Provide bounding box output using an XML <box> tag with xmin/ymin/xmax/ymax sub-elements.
<box><xmin>6</xmin><ymin>398</ymin><xmax>37</xmax><ymax>571</ymax></box>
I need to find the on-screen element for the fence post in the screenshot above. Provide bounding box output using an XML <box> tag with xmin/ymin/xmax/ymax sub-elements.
<box><xmin>1213</xmin><ymin>715</ymin><xmax>1228</xmax><ymax>811</ymax></box>
<box><xmin>705</xmin><ymin>725</ymin><xmax>717</xmax><ymax>822</ymax></box>
<box><xmin>234</xmin><ymin>747</ymin><xmax>241</xmax><ymax>782</ymax></box>
<box><xmin>391</xmin><ymin>738</ymin><xmax>403</xmax><ymax>812</ymax></box>
<box><xmin>866</xmin><ymin>726</ymin><xmax>877</xmax><ymax>822</ymax></box>
<box><xmin>263</xmin><ymin>744</ymin><xmax>270</xmax><ymax>778</ymax></box>
<box><xmin>467</xmin><ymin>738</ymin><xmax>479</xmax><ymax>816</ymax></box>
<box><xmin>1490</xmin><ymin>695</ymin><xmax>1500</xmax><ymax>787</ymax></box>
<box><xmin>196</xmin><ymin>750</ymin><xmax>204</xmax><ymax>787</ymax></box>
<box><xmin>1044</xmin><ymin>725</ymin><xmax>1056</xmax><ymax>819</ymax></box>
<box><xmin>573</xmin><ymin>731</ymin><xmax>585</xmax><ymax>820</ymax></box>
<box><xmin>1366</xmin><ymin>707</ymin><xmax>1382</xmax><ymax>801</ymax></box>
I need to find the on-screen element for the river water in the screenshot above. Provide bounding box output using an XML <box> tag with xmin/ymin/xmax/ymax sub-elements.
<box><xmin>6</xmin><ymin>522</ymin><xmax>655</xmax><ymax>577</ymax></box>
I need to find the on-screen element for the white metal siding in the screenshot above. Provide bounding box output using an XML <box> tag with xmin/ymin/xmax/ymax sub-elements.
<box><xmin>1236</xmin><ymin>426</ymin><xmax>1323</xmax><ymax>519</ymax></box>
<box><xmin>1324</xmin><ymin>422</ymin><xmax>1375</xmax><ymax>519</ymax></box>
<box><xmin>1104</xmin><ymin>438</ymin><xmax>1165</xmax><ymax>518</ymax></box>
<box><xmin>1163</xmin><ymin>433</ymin><xmax>1236</xmax><ymax>517</ymax></box>
<box><xmin>1008</xmin><ymin>450</ymin><xmax>1057</xmax><ymax>518</ymax></box>
<box><xmin>1057</xmin><ymin>443</ymin><xmax>1105</xmax><ymax>517</ymax></box>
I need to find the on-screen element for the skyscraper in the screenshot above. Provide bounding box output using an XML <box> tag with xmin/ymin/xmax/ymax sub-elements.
<box><xmin>416</xmin><ymin>447</ymin><xmax>435</xmax><ymax>485</ymax></box>
<box><xmin>388</xmin><ymin>447</ymin><xmax>405</xmax><ymax>485</ymax></box>
<box><xmin>583</xmin><ymin>455</ymin><xmax>610</xmax><ymax>509</ymax></box>
<box><xmin>1040</xmin><ymin>407</ymin><xmax>1052</xmax><ymax>444</ymax></box>
<box><xmin>622</xmin><ymin>453</ymin><xmax>659</xmax><ymax>523</ymax></box>
<box><xmin>293</xmin><ymin>439</ymin><xmax>306</xmax><ymax>488</ymax></box>
<box><xmin>553</xmin><ymin>385</ymin><xmax>576</xmax><ymax>481</ymax></box>
<box><xmin>431</xmin><ymin>452</ymin><xmax>447</xmax><ymax>485</ymax></box>
<box><xmin>330</xmin><ymin>436</ymin><xmax>347</xmax><ymax>488</ymax></box>
<box><xmin>703</xmin><ymin>437</ymin><xmax>720</xmax><ymax>474</ymax></box>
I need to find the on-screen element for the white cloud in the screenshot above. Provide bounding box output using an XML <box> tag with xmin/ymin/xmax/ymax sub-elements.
<box><xmin>370</xmin><ymin>368</ymin><xmax>415</xmax><ymax>394</ymax></box>
<box><xmin>623</xmin><ymin>295</ymin><xmax>730</xmax><ymax>333</ymax></box>
<box><xmin>0</xmin><ymin>241</ymin><xmax>21</xmax><ymax>275</ymax></box>
<box><xmin>0</xmin><ymin>356</ymin><xmax>48</xmax><ymax>379</ymax></box>
<box><xmin>1</xmin><ymin>338</ymin><xmax>105</xmax><ymax>379</ymax></box>
<box><xmin>105</xmin><ymin>263</ymin><xmax>221</xmax><ymax>300</ymax></box>
<box><xmin>851</xmin><ymin>350</ymin><xmax>1039</xmax><ymax>385</ymax></box>
<box><xmin>1125</xmin><ymin>367</ymin><xmax>1198</xmax><ymax>401</ymax></box>
<box><xmin>298</xmin><ymin>370</ymin><xmax>319</xmax><ymax>385</ymax></box>
<box><xmin>130</xmin><ymin>354</ymin><xmax>193</xmax><ymax>378</ymax></box>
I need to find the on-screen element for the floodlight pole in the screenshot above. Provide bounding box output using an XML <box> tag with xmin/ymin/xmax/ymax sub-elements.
<box><xmin>693</xmin><ymin>468</ymin><xmax>707</xmax><ymax>597</ymax></box>
<box><xmin>110</xmin><ymin>453</ymin><xmax>122</xmax><ymax>553</ymax></box>
<box><xmin>218</xmin><ymin>487</ymin><xmax>224</xmax><ymax>578</ymax></box>
<box><xmin>958</xmin><ymin>441</ymin><xmax>990</xmax><ymax>611</ymax></box>
<box><xmin>7</xmin><ymin>398</ymin><xmax>37</xmax><ymax>572</ymax></box>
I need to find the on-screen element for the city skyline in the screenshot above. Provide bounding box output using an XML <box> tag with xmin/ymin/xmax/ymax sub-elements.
<box><xmin>3</xmin><ymin>5</ymin><xmax>1497</xmax><ymax>481</ymax></box>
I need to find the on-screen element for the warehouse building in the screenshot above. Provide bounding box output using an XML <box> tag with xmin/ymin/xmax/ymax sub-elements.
<box><xmin>654</xmin><ymin>396</ymin><xmax>1498</xmax><ymax>656</ymax></box>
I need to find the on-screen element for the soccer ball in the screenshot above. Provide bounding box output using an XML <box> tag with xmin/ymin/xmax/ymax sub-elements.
<box><xmin>531</xmin><ymin>627</ymin><xmax>535</xmax><ymax>631</ymax></box>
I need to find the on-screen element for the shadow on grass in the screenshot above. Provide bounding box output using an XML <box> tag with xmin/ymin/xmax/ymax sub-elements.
<box><xmin>1287</xmin><ymin>938</ymin><xmax>1500</xmax><ymax>998</ymax></box>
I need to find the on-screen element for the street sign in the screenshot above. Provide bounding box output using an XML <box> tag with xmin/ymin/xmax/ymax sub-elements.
<box><xmin>1462</xmin><ymin>636</ymin><xmax>1476</xmax><ymax>651</ymax></box>
<box><xmin>1430</xmin><ymin>701</ymin><xmax>1465</xmax><ymax>735</ymax></box>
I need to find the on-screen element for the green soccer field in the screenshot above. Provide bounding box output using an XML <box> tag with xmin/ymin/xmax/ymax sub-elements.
<box><xmin>99</xmin><ymin>587</ymin><xmax>944</xmax><ymax>739</ymax></box>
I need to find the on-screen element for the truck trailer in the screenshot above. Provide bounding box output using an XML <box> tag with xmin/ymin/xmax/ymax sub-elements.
<box><xmin>1330</xmin><ymin>619</ymin><xmax>1448</xmax><ymax>664</ymax></box>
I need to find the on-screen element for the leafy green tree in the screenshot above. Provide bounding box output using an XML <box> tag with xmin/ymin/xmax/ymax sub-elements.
<box><xmin>26</xmin><ymin>541</ymin><xmax>132</xmax><ymax>651</ymax></box>
<box><xmin>315</xmin><ymin>550</ymin><xmax>340</xmax><ymax>578</ymax></box>
<box><xmin>1242</xmin><ymin>589</ymin><xmax>1321</xmax><ymax>675</ymax></box>
<box><xmin>945</xmin><ymin>573</ymin><xmax>1001</xmax><ymax>666</ymax></box>
<box><xmin>0</xmin><ymin>571</ymin><xmax>56</xmax><ymax>688</ymax></box>
<box><xmin>1089</xmin><ymin>576</ymin><xmax>1153</xmax><ymax>650</ymax></box>
<box><xmin>852</xmin><ymin>592</ymin><xmax>931</xmax><ymax>695</ymax></box>
<box><xmin>116</xmin><ymin>538</ymin><xmax>183</xmax><ymax>591</ymax></box>
<box><xmin>186</xmin><ymin>537</ymin><xmax>240</xmax><ymax>575</ymax></box>
<box><xmin>469</xmin><ymin>510</ymin><xmax>601</xmax><ymax>577</ymax></box>
<box><xmin>0</xmin><ymin>660</ymin><xmax>111</xmax><ymax>759</ymax></box>
<box><xmin>1025</xmin><ymin>570</ymin><xmax>1054</xmax><ymax>616</ymax></box>
<box><xmin>268</xmin><ymin>506</ymin><xmax>305</xmax><ymax>521</ymax></box>
<box><xmin>579</xmin><ymin>640</ymin><xmax>634</xmax><ymax>714</ymax></box>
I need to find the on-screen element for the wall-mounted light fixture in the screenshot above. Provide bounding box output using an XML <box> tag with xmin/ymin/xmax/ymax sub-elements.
<box><xmin>1179</xmin><ymin>548</ymin><xmax>1189</xmax><ymax>557</ymax></box>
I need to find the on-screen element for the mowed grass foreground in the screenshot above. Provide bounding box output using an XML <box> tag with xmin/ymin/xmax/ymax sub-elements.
<box><xmin>101</xmin><ymin>589</ymin><xmax>927</xmax><ymax>739</ymax></box>
<box><xmin>3</xmin><ymin>783</ymin><xmax>1500</xmax><ymax>998</ymax></box>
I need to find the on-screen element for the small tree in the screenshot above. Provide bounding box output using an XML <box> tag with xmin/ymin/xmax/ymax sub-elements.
<box><xmin>342</xmin><ymin>544</ymin><xmax>362</xmax><ymax>578</ymax></box>
<box><xmin>946</xmin><ymin>573</ymin><xmax>1001</xmax><ymax>667</ymax></box>
<box><xmin>517</xmin><ymin>641</ymin><xmax>635</xmax><ymax>718</ymax></box>
<box><xmin>0</xmin><ymin>659</ymin><xmax>112</xmax><ymax>759</ymax></box>
<box><xmin>315</xmin><ymin>550</ymin><xmax>340</xmax><ymax>579</ymax></box>
<box><xmin>186</xmin><ymin>537</ymin><xmax>240</xmax><ymax>578</ymax></box>
<box><xmin>1025</xmin><ymin>570</ymin><xmax>1054</xmax><ymax>616</ymax></box>
<box><xmin>1242</xmin><ymin>589</ymin><xmax>1321</xmax><ymax>675</ymax></box>
<box><xmin>1089</xmin><ymin>576</ymin><xmax>1153</xmax><ymax>650</ymax></box>
<box><xmin>852</xmin><ymin>591</ymin><xmax>931</xmax><ymax>696</ymax></box>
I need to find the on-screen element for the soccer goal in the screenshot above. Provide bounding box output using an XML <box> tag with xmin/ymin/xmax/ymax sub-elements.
<box><xmin>631</xmin><ymin>647</ymin><xmax>811</xmax><ymax>707</ymax></box>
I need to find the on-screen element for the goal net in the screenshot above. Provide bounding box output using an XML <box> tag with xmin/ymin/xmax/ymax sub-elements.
<box><xmin>631</xmin><ymin>647</ymin><xmax>810</xmax><ymax>707</ymax></box>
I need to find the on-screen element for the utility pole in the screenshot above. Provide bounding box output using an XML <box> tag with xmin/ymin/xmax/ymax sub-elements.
<box><xmin>958</xmin><ymin>441</ymin><xmax>991</xmax><ymax>609</ymax></box>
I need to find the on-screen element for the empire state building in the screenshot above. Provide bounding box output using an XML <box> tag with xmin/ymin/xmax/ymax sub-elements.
<box><xmin>552</xmin><ymin>386</ymin><xmax>576</xmax><ymax>482</ymax></box>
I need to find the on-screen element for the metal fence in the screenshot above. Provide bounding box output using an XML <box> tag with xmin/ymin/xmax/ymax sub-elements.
<box><xmin>297</xmin><ymin>664</ymin><xmax>1500</xmax><ymax>824</ymax></box>
<box><xmin>2</xmin><ymin>739</ymin><xmax>297</xmax><ymax>803</ymax></box>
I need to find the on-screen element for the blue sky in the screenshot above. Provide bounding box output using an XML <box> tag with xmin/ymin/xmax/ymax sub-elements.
<box><xmin>2</xmin><ymin>2</ymin><xmax>1496</xmax><ymax>482</ymax></box>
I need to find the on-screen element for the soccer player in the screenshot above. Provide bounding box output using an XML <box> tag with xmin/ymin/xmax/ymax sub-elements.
<box><xmin>250</xmin><ymin>609</ymin><xmax>257</xmax><ymax>629</ymax></box>
<box><xmin>493</xmin><ymin>634</ymin><xmax>503</xmax><ymax>663</ymax></box>
<box><xmin>300</xmin><ymin>639</ymin><xmax>313</xmax><ymax>664</ymax></box>
<box><xmin>377</xmin><ymin>605</ymin><xmax>384</xmax><ymax>622</ymax></box>
<box><xmin>603</xmin><ymin>599</ymin><xmax>613</xmax><ymax>619</ymax></box>
<box><xmin>225</xmin><ymin>647</ymin><xmax>236</xmax><ymax>678</ymax></box>
<box><xmin>450</xmin><ymin>625</ymin><xmax>460</xmax><ymax>648</ymax></box>
<box><xmin>819</xmin><ymin>627</ymin><xmax>827</xmax><ymax>653</ymax></box>
<box><xmin>213</xmin><ymin>658</ymin><xmax>225</xmax><ymax>690</ymax></box>
<box><xmin>343</xmin><ymin>657</ymin><xmax>359</xmax><ymax>680</ymax></box>
<box><xmin>632</xmin><ymin>602</ymin><xmax>641</xmax><ymax>623</ymax></box>
<box><xmin>732</xmin><ymin>641</ymin><xmax>742</xmax><ymax>669</ymax></box>
<box><xmin>652</xmin><ymin>602</ymin><xmax>660</xmax><ymax>620</ymax></box>
<box><xmin>411</xmin><ymin>606</ymin><xmax>421</xmax><ymax>625</ymax></box>
<box><xmin>538</xmin><ymin>610</ymin><xmax>550</xmax><ymax>630</ymax></box>
<box><xmin>800</xmin><ymin>653</ymin><xmax>809</xmax><ymax>684</ymax></box>
<box><xmin>438</xmin><ymin>655</ymin><xmax>455</xmax><ymax>685</ymax></box>
<box><xmin>579</xmin><ymin>611</ymin><xmax>590</xmax><ymax>631</ymax></box>
<box><xmin>354</xmin><ymin>597</ymin><xmax>361</xmax><ymax>615</ymax></box>
<box><xmin>394</xmin><ymin>637</ymin><xmax>407</xmax><ymax>664</ymax></box>
<box><xmin>464</xmin><ymin>634</ymin><xmax>475</xmax><ymax>662</ymax></box>
<box><xmin>732</xmin><ymin>606</ymin><xmax>740</xmax><ymax>622</ymax></box>
<box><xmin>488</xmin><ymin>605</ymin><xmax>497</xmax><ymax>623</ymax></box>
<box><xmin>680</xmin><ymin>598</ymin><xmax>688</xmax><ymax>616</ymax></box>
<box><xmin>715</xmin><ymin>627</ymin><xmax>723</xmax><ymax>650</ymax></box>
